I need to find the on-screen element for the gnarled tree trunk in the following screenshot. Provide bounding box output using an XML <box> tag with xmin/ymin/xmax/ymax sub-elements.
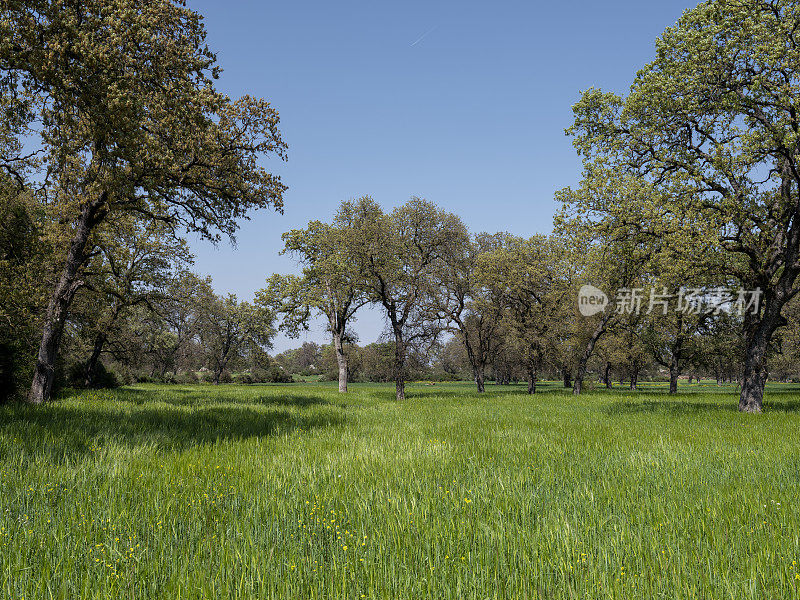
<box><xmin>527</xmin><ymin>367</ymin><xmax>536</xmax><ymax>395</ymax></box>
<box><xmin>668</xmin><ymin>359</ymin><xmax>679</xmax><ymax>395</ymax></box>
<box><xmin>629</xmin><ymin>363</ymin><xmax>639</xmax><ymax>390</ymax></box>
<box><xmin>739</xmin><ymin>304</ymin><xmax>784</xmax><ymax>413</ymax></box>
<box><xmin>29</xmin><ymin>195</ymin><xmax>107</xmax><ymax>404</ymax></box>
<box><xmin>603</xmin><ymin>362</ymin><xmax>612</xmax><ymax>389</ymax></box>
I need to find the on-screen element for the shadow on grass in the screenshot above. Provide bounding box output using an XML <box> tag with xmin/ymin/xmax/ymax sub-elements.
<box><xmin>0</xmin><ymin>400</ymin><xmax>344</xmax><ymax>461</ymax></box>
<box><xmin>100</xmin><ymin>386</ymin><xmax>334</xmax><ymax>409</ymax></box>
<box><xmin>606</xmin><ymin>399</ymin><xmax>737</xmax><ymax>416</ymax></box>
<box><xmin>606</xmin><ymin>394</ymin><xmax>800</xmax><ymax>415</ymax></box>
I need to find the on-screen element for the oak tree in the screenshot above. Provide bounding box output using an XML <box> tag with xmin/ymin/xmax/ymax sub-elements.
<box><xmin>1</xmin><ymin>0</ymin><xmax>287</xmax><ymax>402</ymax></box>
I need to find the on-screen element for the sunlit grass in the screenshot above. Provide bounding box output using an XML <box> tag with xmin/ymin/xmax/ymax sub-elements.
<box><xmin>1</xmin><ymin>381</ymin><xmax>800</xmax><ymax>598</ymax></box>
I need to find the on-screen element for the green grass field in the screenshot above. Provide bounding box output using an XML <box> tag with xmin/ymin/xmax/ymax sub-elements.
<box><xmin>2</xmin><ymin>381</ymin><xmax>800</xmax><ymax>599</ymax></box>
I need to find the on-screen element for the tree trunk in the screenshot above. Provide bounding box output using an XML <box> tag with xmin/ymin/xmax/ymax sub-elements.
<box><xmin>562</xmin><ymin>366</ymin><xmax>572</xmax><ymax>388</ymax></box>
<box><xmin>29</xmin><ymin>196</ymin><xmax>107</xmax><ymax>404</ymax></box>
<box><xmin>83</xmin><ymin>334</ymin><xmax>106</xmax><ymax>388</ymax></box>
<box><xmin>669</xmin><ymin>363</ymin><xmax>679</xmax><ymax>395</ymax></box>
<box><xmin>629</xmin><ymin>366</ymin><xmax>638</xmax><ymax>391</ymax></box>
<box><xmin>395</xmin><ymin>374</ymin><xmax>405</xmax><ymax>401</ymax></box>
<box><xmin>739</xmin><ymin>309</ymin><xmax>782</xmax><ymax>413</ymax></box>
<box><xmin>393</xmin><ymin>329</ymin><xmax>405</xmax><ymax>401</ymax></box>
<box><xmin>603</xmin><ymin>362</ymin><xmax>612</xmax><ymax>389</ymax></box>
<box><xmin>333</xmin><ymin>331</ymin><xmax>348</xmax><ymax>393</ymax></box>
<box><xmin>573</xmin><ymin>313</ymin><xmax>614</xmax><ymax>396</ymax></box>
<box><xmin>474</xmin><ymin>364</ymin><xmax>486</xmax><ymax>393</ymax></box>
<box><xmin>527</xmin><ymin>367</ymin><xmax>536</xmax><ymax>395</ymax></box>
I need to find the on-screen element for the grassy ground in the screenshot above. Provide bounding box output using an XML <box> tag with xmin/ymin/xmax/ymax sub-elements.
<box><xmin>1</xmin><ymin>381</ymin><xmax>800</xmax><ymax>599</ymax></box>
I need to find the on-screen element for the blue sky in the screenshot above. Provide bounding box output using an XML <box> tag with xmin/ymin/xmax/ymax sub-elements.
<box><xmin>187</xmin><ymin>0</ymin><xmax>698</xmax><ymax>352</ymax></box>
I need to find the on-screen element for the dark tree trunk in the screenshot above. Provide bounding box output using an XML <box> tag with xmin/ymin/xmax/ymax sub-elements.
<box><xmin>393</xmin><ymin>329</ymin><xmax>405</xmax><ymax>401</ymax></box>
<box><xmin>738</xmin><ymin>162</ymin><xmax>800</xmax><ymax>412</ymax></box>
<box><xmin>562</xmin><ymin>366</ymin><xmax>572</xmax><ymax>389</ymax></box>
<box><xmin>474</xmin><ymin>364</ymin><xmax>486</xmax><ymax>393</ymax></box>
<box><xmin>333</xmin><ymin>330</ymin><xmax>348</xmax><ymax>393</ymax></box>
<box><xmin>29</xmin><ymin>196</ymin><xmax>107</xmax><ymax>404</ymax></box>
<box><xmin>527</xmin><ymin>367</ymin><xmax>536</xmax><ymax>395</ymax></box>
<box><xmin>83</xmin><ymin>334</ymin><xmax>106</xmax><ymax>388</ymax></box>
<box><xmin>603</xmin><ymin>362</ymin><xmax>612</xmax><ymax>389</ymax></box>
<box><xmin>669</xmin><ymin>363</ymin><xmax>679</xmax><ymax>395</ymax></box>
<box><xmin>573</xmin><ymin>313</ymin><xmax>613</xmax><ymax>396</ymax></box>
<box><xmin>739</xmin><ymin>307</ymin><xmax>783</xmax><ymax>413</ymax></box>
<box><xmin>464</xmin><ymin>340</ymin><xmax>486</xmax><ymax>393</ymax></box>
<box><xmin>395</xmin><ymin>374</ymin><xmax>405</xmax><ymax>401</ymax></box>
<box><xmin>629</xmin><ymin>361</ymin><xmax>639</xmax><ymax>390</ymax></box>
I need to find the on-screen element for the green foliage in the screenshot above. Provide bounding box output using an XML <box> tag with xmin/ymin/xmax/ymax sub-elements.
<box><xmin>0</xmin><ymin>182</ymin><xmax>49</xmax><ymax>402</ymax></box>
<box><xmin>194</xmin><ymin>288</ymin><xmax>275</xmax><ymax>384</ymax></box>
<box><xmin>564</xmin><ymin>0</ymin><xmax>800</xmax><ymax>410</ymax></box>
<box><xmin>339</xmin><ymin>196</ymin><xmax>469</xmax><ymax>398</ymax></box>
<box><xmin>1</xmin><ymin>0</ymin><xmax>288</xmax><ymax>240</ymax></box>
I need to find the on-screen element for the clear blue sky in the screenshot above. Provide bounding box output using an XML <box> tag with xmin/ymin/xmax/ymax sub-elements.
<box><xmin>187</xmin><ymin>0</ymin><xmax>698</xmax><ymax>353</ymax></box>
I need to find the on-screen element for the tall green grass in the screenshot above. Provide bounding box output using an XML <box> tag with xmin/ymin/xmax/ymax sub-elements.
<box><xmin>1</xmin><ymin>381</ymin><xmax>799</xmax><ymax>599</ymax></box>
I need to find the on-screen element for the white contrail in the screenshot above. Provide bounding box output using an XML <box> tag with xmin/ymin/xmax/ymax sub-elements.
<box><xmin>410</xmin><ymin>25</ymin><xmax>438</xmax><ymax>47</ymax></box>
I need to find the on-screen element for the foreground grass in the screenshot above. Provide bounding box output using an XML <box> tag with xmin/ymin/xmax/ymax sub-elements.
<box><xmin>1</xmin><ymin>382</ymin><xmax>800</xmax><ymax>599</ymax></box>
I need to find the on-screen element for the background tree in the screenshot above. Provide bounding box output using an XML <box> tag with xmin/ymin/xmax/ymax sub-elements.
<box><xmin>260</xmin><ymin>213</ymin><xmax>369</xmax><ymax>392</ymax></box>
<box><xmin>435</xmin><ymin>232</ymin><xmax>508</xmax><ymax>392</ymax></box>
<box><xmin>480</xmin><ymin>235</ymin><xmax>573</xmax><ymax>394</ymax></box>
<box><xmin>344</xmin><ymin>196</ymin><xmax>468</xmax><ymax>400</ymax></box>
<box><xmin>555</xmin><ymin>174</ymin><xmax>701</xmax><ymax>394</ymax></box>
<box><xmin>195</xmin><ymin>288</ymin><xmax>275</xmax><ymax>385</ymax></box>
<box><xmin>70</xmin><ymin>218</ymin><xmax>192</xmax><ymax>387</ymax></box>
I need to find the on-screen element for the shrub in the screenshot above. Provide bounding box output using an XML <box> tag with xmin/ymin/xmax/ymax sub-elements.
<box><xmin>233</xmin><ymin>372</ymin><xmax>254</xmax><ymax>385</ymax></box>
<box><xmin>175</xmin><ymin>371</ymin><xmax>200</xmax><ymax>384</ymax></box>
<box><xmin>264</xmin><ymin>365</ymin><xmax>293</xmax><ymax>383</ymax></box>
<box><xmin>65</xmin><ymin>360</ymin><xmax>119</xmax><ymax>389</ymax></box>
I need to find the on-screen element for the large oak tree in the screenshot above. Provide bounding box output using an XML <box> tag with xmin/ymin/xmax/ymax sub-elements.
<box><xmin>568</xmin><ymin>0</ymin><xmax>800</xmax><ymax>412</ymax></box>
<box><xmin>0</xmin><ymin>0</ymin><xmax>287</xmax><ymax>403</ymax></box>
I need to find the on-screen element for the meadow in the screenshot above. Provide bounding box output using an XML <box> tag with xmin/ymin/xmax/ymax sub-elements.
<box><xmin>1</xmin><ymin>381</ymin><xmax>800</xmax><ymax>599</ymax></box>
